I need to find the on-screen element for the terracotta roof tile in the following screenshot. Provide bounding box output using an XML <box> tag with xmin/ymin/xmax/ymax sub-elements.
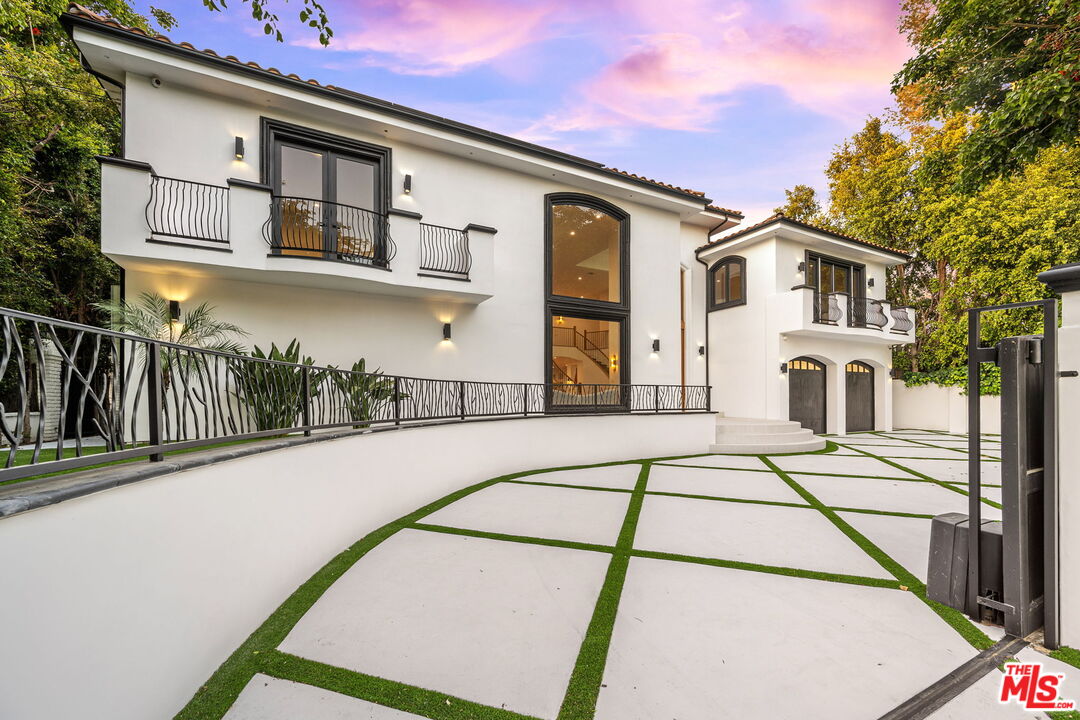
<box><xmin>704</xmin><ymin>204</ymin><xmax>744</xmax><ymax>219</ymax></box>
<box><xmin>696</xmin><ymin>213</ymin><xmax>910</xmax><ymax>259</ymax></box>
<box><xmin>63</xmin><ymin>3</ymin><xmax>730</xmax><ymax>207</ymax></box>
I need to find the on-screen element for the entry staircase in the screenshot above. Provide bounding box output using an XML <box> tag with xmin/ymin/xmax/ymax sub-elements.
<box><xmin>709</xmin><ymin>415</ymin><xmax>826</xmax><ymax>454</ymax></box>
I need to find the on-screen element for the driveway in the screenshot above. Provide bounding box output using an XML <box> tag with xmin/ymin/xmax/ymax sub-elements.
<box><xmin>180</xmin><ymin>430</ymin><xmax>1076</xmax><ymax>720</ymax></box>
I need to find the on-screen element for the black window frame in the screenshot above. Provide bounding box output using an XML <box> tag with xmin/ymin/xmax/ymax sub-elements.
<box><xmin>544</xmin><ymin>192</ymin><xmax>631</xmax><ymax>406</ymax></box>
<box><xmin>707</xmin><ymin>255</ymin><xmax>746</xmax><ymax>311</ymax></box>
<box><xmin>804</xmin><ymin>250</ymin><xmax>866</xmax><ymax>299</ymax></box>
<box><xmin>261</xmin><ymin>117</ymin><xmax>393</xmax><ymax>262</ymax></box>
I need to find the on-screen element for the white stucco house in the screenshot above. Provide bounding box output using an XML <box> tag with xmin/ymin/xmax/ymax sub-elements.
<box><xmin>63</xmin><ymin>4</ymin><xmax>915</xmax><ymax>445</ymax></box>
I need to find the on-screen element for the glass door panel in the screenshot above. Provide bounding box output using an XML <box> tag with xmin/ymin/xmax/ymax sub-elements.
<box><xmin>550</xmin><ymin>314</ymin><xmax>623</xmax><ymax>409</ymax></box>
<box><xmin>333</xmin><ymin>157</ymin><xmax>378</xmax><ymax>261</ymax></box>
<box><xmin>278</xmin><ymin>145</ymin><xmax>325</xmax><ymax>257</ymax></box>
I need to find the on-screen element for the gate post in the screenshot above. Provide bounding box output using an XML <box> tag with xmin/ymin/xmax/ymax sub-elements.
<box><xmin>1039</xmin><ymin>263</ymin><xmax>1080</xmax><ymax>648</ymax></box>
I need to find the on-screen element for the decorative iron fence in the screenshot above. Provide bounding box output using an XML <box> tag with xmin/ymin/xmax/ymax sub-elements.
<box><xmin>0</xmin><ymin>308</ymin><xmax>709</xmax><ymax>482</ymax></box>
<box><xmin>889</xmin><ymin>305</ymin><xmax>915</xmax><ymax>334</ymax></box>
<box><xmin>847</xmin><ymin>296</ymin><xmax>889</xmax><ymax>329</ymax></box>
<box><xmin>812</xmin><ymin>292</ymin><xmax>842</xmax><ymax>325</ymax></box>
<box><xmin>145</xmin><ymin>175</ymin><xmax>229</xmax><ymax>243</ymax></box>
<box><xmin>419</xmin><ymin>223</ymin><xmax>472</xmax><ymax>277</ymax></box>
<box><xmin>263</xmin><ymin>196</ymin><xmax>396</xmax><ymax>268</ymax></box>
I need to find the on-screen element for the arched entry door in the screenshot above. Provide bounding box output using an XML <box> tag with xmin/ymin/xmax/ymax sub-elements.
<box><xmin>788</xmin><ymin>357</ymin><xmax>826</xmax><ymax>434</ymax></box>
<box><xmin>845</xmin><ymin>361</ymin><xmax>875</xmax><ymax>432</ymax></box>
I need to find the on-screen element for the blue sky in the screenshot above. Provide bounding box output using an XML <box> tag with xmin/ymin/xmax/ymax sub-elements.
<box><xmin>137</xmin><ymin>0</ymin><xmax>912</xmax><ymax>221</ymax></box>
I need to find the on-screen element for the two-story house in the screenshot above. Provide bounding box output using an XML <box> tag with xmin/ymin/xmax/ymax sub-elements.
<box><xmin>62</xmin><ymin>4</ymin><xmax>914</xmax><ymax>444</ymax></box>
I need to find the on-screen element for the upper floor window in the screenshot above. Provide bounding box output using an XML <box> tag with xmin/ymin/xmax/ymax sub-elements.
<box><xmin>548</xmin><ymin>195</ymin><xmax>628</xmax><ymax>305</ymax></box>
<box><xmin>709</xmin><ymin>256</ymin><xmax>745</xmax><ymax>310</ymax></box>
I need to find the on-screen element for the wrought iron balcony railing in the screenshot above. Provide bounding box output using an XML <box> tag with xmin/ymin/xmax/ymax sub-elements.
<box><xmin>889</xmin><ymin>305</ymin><xmax>915</xmax><ymax>334</ymax></box>
<box><xmin>263</xmin><ymin>196</ymin><xmax>396</xmax><ymax>268</ymax></box>
<box><xmin>0</xmin><ymin>307</ymin><xmax>709</xmax><ymax>484</ymax></box>
<box><xmin>419</xmin><ymin>223</ymin><xmax>472</xmax><ymax>278</ymax></box>
<box><xmin>847</xmin><ymin>296</ymin><xmax>889</xmax><ymax>330</ymax></box>
<box><xmin>145</xmin><ymin>175</ymin><xmax>229</xmax><ymax>243</ymax></box>
<box><xmin>812</xmin><ymin>292</ymin><xmax>843</xmax><ymax>325</ymax></box>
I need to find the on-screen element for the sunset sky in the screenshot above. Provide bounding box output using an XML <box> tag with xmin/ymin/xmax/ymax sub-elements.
<box><xmin>138</xmin><ymin>0</ymin><xmax>913</xmax><ymax>221</ymax></box>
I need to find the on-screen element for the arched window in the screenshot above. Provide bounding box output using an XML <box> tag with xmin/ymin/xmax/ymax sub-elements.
<box><xmin>708</xmin><ymin>256</ymin><xmax>745</xmax><ymax>310</ymax></box>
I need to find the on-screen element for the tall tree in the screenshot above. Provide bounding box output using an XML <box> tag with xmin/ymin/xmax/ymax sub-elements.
<box><xmin>894</xmin><ymin>0</ymin><xmax>1080</xmax><ymax>188</ymax></box>
<box><xmin>773</xmin><ymin>184</ymin><xmax>823</xmax><ymax>223</ymax></box>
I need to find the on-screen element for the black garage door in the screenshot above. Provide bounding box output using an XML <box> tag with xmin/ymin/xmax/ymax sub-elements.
<box><xmin>788</xmin><ymin>357</ymin><xmax>826</xmax><ymax>434</ymax></box>
<box><xmin>845</xmin><ymin>361</ymin><xmax>874</xmax><ymax>432</ymax></box>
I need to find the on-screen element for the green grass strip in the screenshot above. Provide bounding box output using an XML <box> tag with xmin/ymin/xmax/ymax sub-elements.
<box><xmin>556</xmin><ymin>462</ymin><xmax>651</xmax><ymax>720</ymax></box>
<box><xmin>410</xmin><ymin>522</ymin><xmax>617</xmax><ymax>555</ymax></box>
<box><xmin>759</xmin><ymin>457</ymin><xmax>995</xmax><ymax>652</ymax></box>
<box><xmin>503</xmin><ymin>478</ymin><xmax>634</xmax><ymax>494</ymax></box>
<box><xmin>173</xmin><ymin>461</ymin><xmax>619</xmax><ymax>720</ymax></box>
<box><xmin>843</xmin><ymin>445</ymin><xmax>1004</xmax><ymax>509</ymax></box>
<box><xmin>261</xmin><ymin>650</ymin><xmax>542</xmax><ymax>719</ymax></box>
<box><xmin>629</xmin><ymin>548</ymin><xmax>901</xmax><ymax>590</ymax></box>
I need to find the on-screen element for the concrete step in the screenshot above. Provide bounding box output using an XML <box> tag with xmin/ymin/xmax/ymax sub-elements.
<box><xmin>716</xmin><ymin>420</ymin><xmax>805</xmax><ymax>436</ymax></box>
<box><xmin>715</xmin><ymin>428</ymin><xmax>815</xmax><ymax>443</ymax></box>
<box><xmin>708</xmin><ymin>436</ymin><xmax>827</xmax><ymax>454</ymax></box>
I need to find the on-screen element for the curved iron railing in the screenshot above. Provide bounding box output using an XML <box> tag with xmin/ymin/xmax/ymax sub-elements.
<box><xmin>889</xmin><ymin>305</ymin><xmax>915</xmax><ymax>334</ymax></box>
<box><xmin>263</xmin><ymin>196</ymin><xmax>396</xmax><ymax>268</ymax></box>
<box><xmin>0</xmin><ymin>307</ymin><xmax>709</xmax><ymax>483</ymax></box>
<box><xmin>812</xmin><ymin>292</ymin><xmax>843</xmax><ymax>325</ymax></box>
<box><xmin>419</xmin><ymin>223</ymin><xmax>472</xmax><ymax>277</ymax></box>
<box><xmin>145</xmin><ymin>175</ymin><xmax>229</xmax><ymax>243</ymax></box>
<box><xmin>848</xmin><ymin>296</ymin><xmax>889</xmax><ymax>329</ymax></box>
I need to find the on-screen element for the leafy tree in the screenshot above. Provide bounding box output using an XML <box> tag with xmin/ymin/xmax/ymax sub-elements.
<box><xmin>894</xmin><ymin>0</ymin><xmax>1080</xmax><ymax>187</ymax></box>
<box><xmin>94</xmin><ymin>291</ymin><xmax>248</xmax><ymax>353</ymax></box>
<box><xmin>773</xmin><ymin>185</ymin><xmax>823</xmax><ymax>223</ymax></box>
<box><xmin>200</xmin><ymin>0</ymin><xmax>333</xmax><ymax>45</ymax></box>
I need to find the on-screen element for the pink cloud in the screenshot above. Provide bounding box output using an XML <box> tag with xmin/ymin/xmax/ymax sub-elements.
<box><xmin>531</xmin><ymin>0</ymin><xmax>911</xmax><ymax>132</ymax></box>
<box><xmin>305</xmin><ymin>0</ymin><xmax>565</xmax><ymax>76</ymax></box>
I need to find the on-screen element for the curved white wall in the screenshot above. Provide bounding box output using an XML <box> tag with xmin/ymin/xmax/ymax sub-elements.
<box><xmin>0</xmin><ymin>413</ymin><xmax>713</xmax><ymax>720</ymax></box>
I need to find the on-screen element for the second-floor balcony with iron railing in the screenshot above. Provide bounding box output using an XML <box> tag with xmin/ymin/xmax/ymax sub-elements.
<box><xmin>776</xmin><ymin>286</ymin><xmax>915</xmax><ymax>344</ymax></box>
<box><xmin>263</xmin><ymin>196</ymin><xmax>397</xmax><ymax>269</ymax></box>
<box><xmin>889</xmin><ymin>305</ymin><xmax>915</xmax><ymax>334</ymax></box>
<box><xmin>145</xmin><ymin>175</ymin><xmax>229</xmax><ymax>244</ymax></box>
<box><xmin>846</xmin><ymin>296</ymin><xmax>889</xmax><ymax>330</ymax></box>
<box><xmin>419</xmin><ymin>223</ymin><xmax>472</xmax><ymax>279</ymax></box>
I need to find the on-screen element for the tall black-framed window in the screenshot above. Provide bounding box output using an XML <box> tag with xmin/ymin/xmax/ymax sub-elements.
<box><xmin>261</xmin><ymin>118</ymin><xmax>393</xmax><ymax>266</ymax></box>
<box><xmin>708</xmin><ymin>256</ymin><xmax>746</xmax><ymax>310</ymax></box>
<box><xmin>545</xmin><ymin>193</ymin><xmax>630</xmax><ymax>409</ymax></box>
<box><xmin>805</xmin><ymin>251</ymin><xmax>865</xmax><ymax>298</ymax></box>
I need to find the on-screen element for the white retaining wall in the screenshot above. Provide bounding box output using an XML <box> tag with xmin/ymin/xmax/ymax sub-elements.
<box><xmin>0</xmin><ymin>412</ymin><xmax>713</xmax><ymax>720</ymax></box>
<box><xmin>891</xmin><ymin>380</ymin><xmax>1001</xmax><ymax>435</ymax></box>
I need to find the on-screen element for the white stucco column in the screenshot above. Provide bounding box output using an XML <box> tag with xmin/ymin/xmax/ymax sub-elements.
<box><xmin>1039</xmin><ymin>262</ymin><xmax>1080</xmax><ymax>647</ymax></box>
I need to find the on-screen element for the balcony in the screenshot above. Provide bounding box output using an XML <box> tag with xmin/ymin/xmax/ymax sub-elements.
<box><xmin>100</xmin><ymin>159</ymin><xmax>495</xmax><ymax>303</ymax></box>
<box><xmin>770</xmin><ymin>286</ymin><xmax>916</xmax><ymax>344</ymax></box>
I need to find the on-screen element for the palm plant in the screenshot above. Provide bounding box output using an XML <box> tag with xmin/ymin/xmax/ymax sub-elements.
<box><xmin>328</xmin><ymin>358</ymin><xmax>396</xmax><ymax>428</ymax></box>
<box><xmin>94</xmin><ymin>292</ymin><xmax>248</xmax><ymax>353</ymax></box>
<box><xmin>228</xmin><ymin>339</ymin><xmax>325</xmax><ymax>431</ymax></box>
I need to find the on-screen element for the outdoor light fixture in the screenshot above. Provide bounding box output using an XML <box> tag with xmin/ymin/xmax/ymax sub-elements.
<box><xmin>169</xmin><ymin>300</ymin><xmax>181</xmax><ymax>322</ymax></box>
<box><xmin>234</xmin><ymin>136</ymin><xmax>244</xmax><ymax>160</ymax></box>
<box><xmin>780</xmin><ymin>362</ymin><xmax>789</xmax><ymax>374</ymax></box>
<box><xmin>442</xmin><ymin>322</ymin><xmax>452</xmax><ymax>341</ymax></box>
<box><xmin>652</xmin><ymin>338</ymin><xmax>661</xmax><ymax>353</ymax></box>
<box><xmin>403</xmin><ymin>174</ymin><xmax>412</xmax><ymax>194</ymax></box>
<box><xmin>698</xmin><ymin>344</ymin><xmax>705</xmax><ymax>356</ymax></box>
<box><xmin>798</xmin><ymin>261</ymin><xmax>806</xmax><ymax>272</ymax></box>
<box><xmin>868</xmin><ymin>277</ymin><xmax>875</xmax><ymax>288</ymax></box>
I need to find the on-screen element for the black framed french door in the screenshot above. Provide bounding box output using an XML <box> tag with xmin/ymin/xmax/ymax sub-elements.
<box><xmin>546</xmin><ymin>307</ymin><xmax>630</xmax><ymax>411</ymax></box>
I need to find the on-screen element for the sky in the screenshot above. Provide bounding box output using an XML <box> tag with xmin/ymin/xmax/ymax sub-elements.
<box><xmin>136</xmin><ymin>0</ymin><xmax>913</xmax><ymax>222</ymax></box>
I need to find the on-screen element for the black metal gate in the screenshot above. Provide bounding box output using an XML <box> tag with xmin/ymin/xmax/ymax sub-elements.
<box><xmin>789</xmin><ymin>357</ymin><xmax>826</xmax><ymax>434</ymax></box>
<box><xmin>845</xmin><ymin>361</ymin><xmax>874</xmax><ymax>432</ymax></box>
<box><xmin>966</xmin><ymin>300</ymin><xmax>1059</xmax><ymax>648</ymax></box>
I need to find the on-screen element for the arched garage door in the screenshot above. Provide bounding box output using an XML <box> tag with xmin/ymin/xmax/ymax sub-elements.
<box><xmin>845</xmin><ymin>361</ymin><xmax>875</xmax><ymax>432</ymax></box>
<box><xmin>788</xmin><ymin>357</ymin><xmax>826</xmax><ymax>434</ymax></box>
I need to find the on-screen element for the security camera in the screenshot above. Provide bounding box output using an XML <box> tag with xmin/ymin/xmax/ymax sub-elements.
<box><xmin>150</xmin><ymin>76</ymin><xmax>162</xmax><ymax>88</ymax></box>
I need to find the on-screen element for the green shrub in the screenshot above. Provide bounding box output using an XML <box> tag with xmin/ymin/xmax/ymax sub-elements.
<box><xmin>229</xmin><ymin>340</ymin><xmax>324</xmax><ymax>431</ymax></box>
<box><xmin>903</xmin><ymin>365</ymin><xmax>1001</xmax><ymax>396</ymax></box>
<box><xmin>327</xmin><ymin>359</ymin><xmax>396</xmax><ymax>428</ymax></box>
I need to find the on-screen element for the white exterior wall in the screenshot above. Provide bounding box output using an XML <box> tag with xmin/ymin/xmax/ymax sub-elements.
<box><xmin>105</xmin><ymin>72</ymin><xmax>710</xmax><ymax>382</ymax></box>
<box><xmin>1053</xmin><ymin>287</ymin><xmax>1080</xmax><ymax>647</ymax></box>
<box><xmin>891</xmin><ymin>381</ymin><xmax>1002</xmax><ymax>434</ymax></box>
<box><xmin>0</xmin><ymin>413</ymin><xmax>714</xmax><ymax>720</ymax></box>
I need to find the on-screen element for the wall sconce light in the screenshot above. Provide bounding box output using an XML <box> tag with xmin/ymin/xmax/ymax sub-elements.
<box><xmin>169</xmin><ymin>300</ymin><xmax>181</xmax><ymax>322</ymax></box>
<box><xmin>798</xmin><ymin>261</ymin><xmax>806</xmax><ymax>273</ymax></box>
<box><xmin>234</xmin><ymin>136</ymin><xmax>244</xmax><ymax>160</ymax></box>
<box><xmin>403</xmin><ymin>174</ymin><xmax>413</xmax><ymax>194</ymax></box>
<box><xmin>442</xmin><ymin>322</ymin><xmax>452</xmax><ymax>341</ymax></box>
<box><xmin>609</xmin><ymin>354</ymin><xmax>618</xmax><ymax>372</ymax></box>
<box><xmin>780</xmin><ymin>362</ymin><xmax>789</xmax><ymax>374</ymax></box>
<box><xmin>868</xmin><ymin>277</ymin><xmax>875</xmax><ymax>288</ymax></box>
<box><xmin>698</xmin><ymin>344</ymin><xmax>705</xmax><ymax>356</ymax></box>
<box><xmin>651</xmin><ymin>338</ymin><xmax>661</xmax><ymax>353</ymax></box>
